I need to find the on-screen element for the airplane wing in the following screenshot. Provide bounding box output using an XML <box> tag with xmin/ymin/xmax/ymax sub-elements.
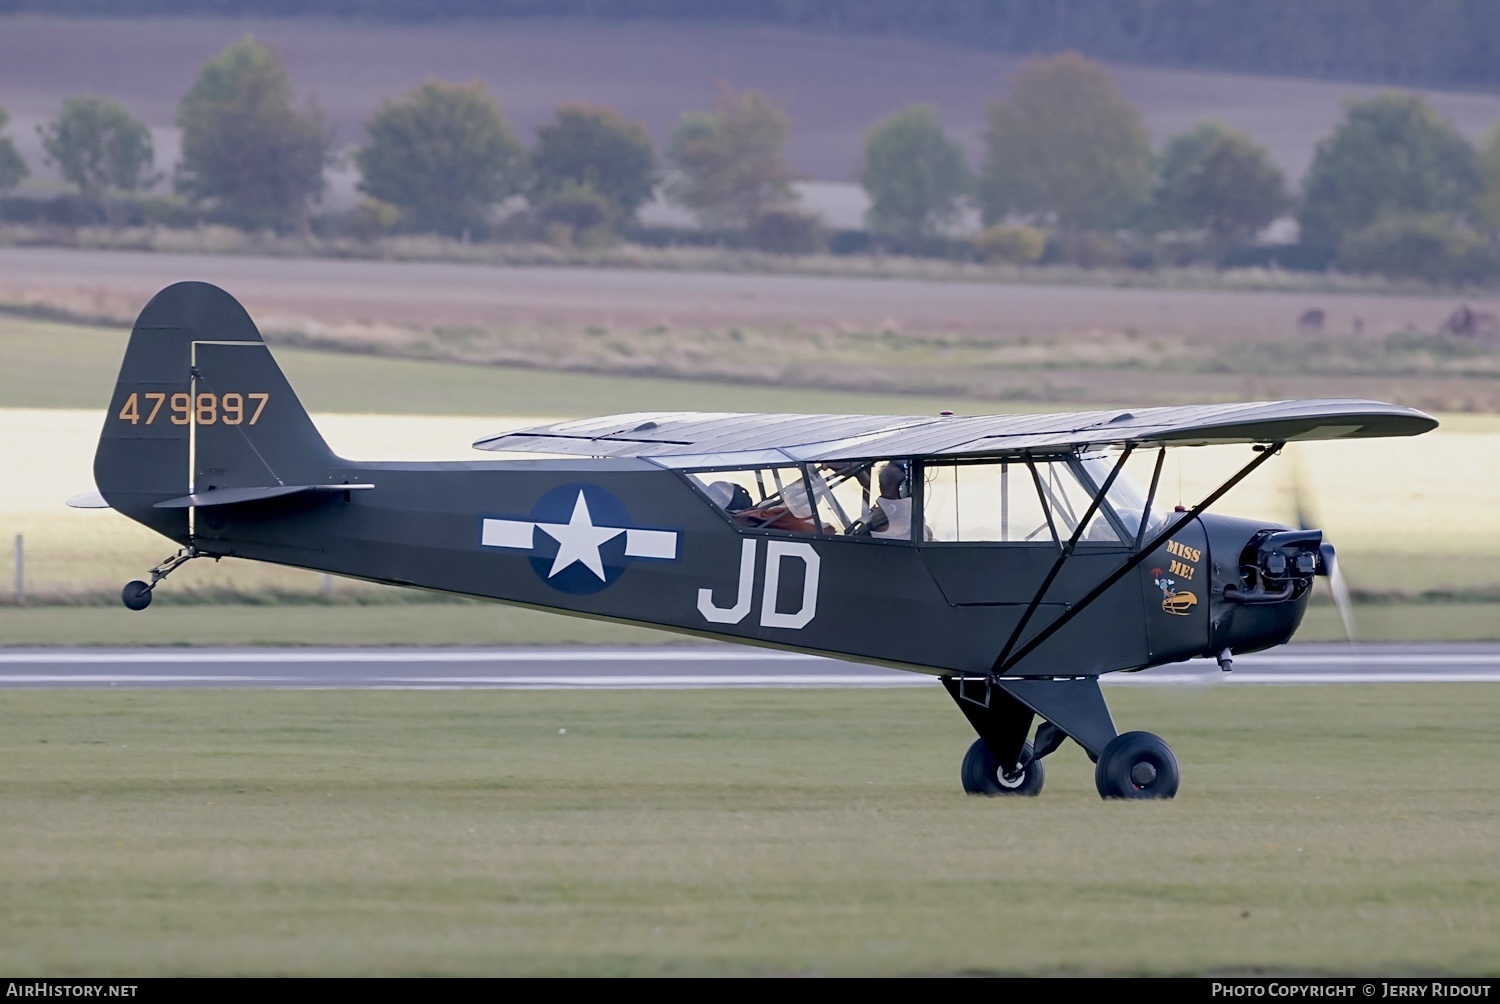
<box><xmin>472</xmin><ymin>399</ymin><xmax>1437</xmax><ymax>465</ymax></box>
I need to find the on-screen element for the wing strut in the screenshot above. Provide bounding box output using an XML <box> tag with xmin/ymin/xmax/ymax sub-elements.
<box><xmin>1134</xmin><ymin>447</ymin><xmax>1168</xmax><ymax>550</ymax></box>
<box><xmin>991</xmin><ymin>446</ymin><xmax>1135</xmax><ymax>672</ymax></box>
<box><xmin>1024</xmin><ymin>455</ymin><xmax>1062</xmax><ymax>550</ymax></box>
<box><xmin>994</xmin><ymin>442</ymin><xmax>1284</xmax><ymax>676</ymax></box>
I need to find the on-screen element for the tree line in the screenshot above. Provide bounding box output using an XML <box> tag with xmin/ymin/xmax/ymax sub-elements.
<box><xmin>4</xmin><ymin>38</ymin><xmax>1500</xmax><ymax>282</ymax></box>
<box><xmin>11</xmin><ymin>0</ymin><xmax>1500</xmax><ymax>90</ymax></box>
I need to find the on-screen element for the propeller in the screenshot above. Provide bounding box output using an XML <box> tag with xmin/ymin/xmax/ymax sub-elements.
<box><xmin>1289</xmin><ymin>452</ymin><xmax>1355</xmax><ymax>643</ymax></box>
<box><xmin>1318</xmin><ymin>541</ymin><xmax>1356</xmax><ymax>643</ymax></box>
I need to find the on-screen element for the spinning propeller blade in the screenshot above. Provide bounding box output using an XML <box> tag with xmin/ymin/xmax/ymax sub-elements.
<box><xmin>1319</xmin><ymin>541</ymin><xmax>1356</xmax><ymax>643</ymax></box>
<box><xmin>1290</xmin><ymin>453</ymin><xmax>1355</xmax><ymax>642</ymax></box>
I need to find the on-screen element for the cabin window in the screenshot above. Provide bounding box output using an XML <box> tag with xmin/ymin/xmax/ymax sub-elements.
<box><xmin>1078</xmin><ymin>452</ymin><xmax>1167</xmax><ymax>542</ymax></box>
<box><xmin>688</xmin><ymin>466</ymin><xmax>828</xmax><ymax>535</ymax></box>
<box><xmin>922</xmin><ymin>459</ymin><xmax>1122</xmax><ymax>543</ymax></box>
<box><xmin>687</xmin><ymin>460</ymin><xmax>921</xmax><ymax>540</ymax></box>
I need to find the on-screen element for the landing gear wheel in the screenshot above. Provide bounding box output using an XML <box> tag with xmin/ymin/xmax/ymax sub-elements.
<box><xmin>121</xmin><ymin>580</ymin><xmax>153</xmax><ymax>611</ymax></box>
<box><xmin>961</xmin><ymin>738</ymin><xmax>1044</xmax><ymax>796</ymax></box>
<box><xmin>1095</xmin><ymin>731</ymin><xmax>1179</xmax><ymax>800</ymax></box>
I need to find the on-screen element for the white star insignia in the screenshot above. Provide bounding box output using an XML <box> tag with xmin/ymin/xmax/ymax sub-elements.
<box><xmin>534</xmin><ymin>491</ymin><xmax>625</xmax><ymax>581</ymax></box>
<box><xmin>480</xmin><ymin>490</ymin><xmax>678</xmax><ymax>584</ymax></box>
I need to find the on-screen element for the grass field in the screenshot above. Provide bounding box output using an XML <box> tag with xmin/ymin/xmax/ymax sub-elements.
<box><xmin>8</xmin><ymin>253</ymin><xmax>1500</xmax><ymax>411</ymax></box>
<box><xmin>0</xmin><ymin>685</ymin><xmax>1495</xmax><ymax>976</ymax></box>
<box><xmin>0</xmin><ymin>312</ymin><xmax>985</xmax><ymax>417</ymax></box>
<box><xmin>0</xmin><ymin>603</ymin><xmax>680</xmax><ymax>647</ymax></box>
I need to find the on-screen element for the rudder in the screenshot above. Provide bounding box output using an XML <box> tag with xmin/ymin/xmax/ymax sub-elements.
<box><xmin>94</xmin><ymin>281</ymin><xmax>336</xmax><ymax>541</ymax></box>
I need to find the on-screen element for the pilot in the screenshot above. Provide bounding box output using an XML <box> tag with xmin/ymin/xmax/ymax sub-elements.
<box><xmin>858</xmin><ymin>461</ymin><xmax>932</xmax><ymax>540</ymax></box>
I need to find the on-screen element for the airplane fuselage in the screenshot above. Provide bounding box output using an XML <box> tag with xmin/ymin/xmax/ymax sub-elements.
<box><xmin>172</xmin><ymin>456</ymin><xmax>1291</xmax><ymax>679</ymax></box>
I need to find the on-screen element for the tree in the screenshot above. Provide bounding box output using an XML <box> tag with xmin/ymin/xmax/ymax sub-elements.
<box><xmin>39</xmin><ymin>96</ymin><xmax>156</xmax><ymax>222</ymax></box>
<box><xmin>532</xmin><ymin>180</ymin><xmax>619</xmax><ymax>247</ymax></box>
<box><xmin>0</xmin><ymin>108</ymin><xmax>27</xmax><ymax>194</ymax></box>
<box><xmin>176</xmin><ymin>36</ymin><xmax>331</xmax><ymax>229</ymax></box>
<box><xmin>529</xmin><ymin>103</ymin><xmax>655</xmax><ymax>226</ymax></box>
<box><xmin>860</xmin><ymin>104</ymin><xmax>971</xmax><ymax>245</ymax></box>
<box><xmin>1152</xmin><ymin>121</ymin><xmax>1290</xmax><ymax>249</ymax></box>
<box><xmin>667</xmin><ymin>83</ymin><xmax>795</xmax><ymax>229</ymax></box>
<box><xmin>979</xmin><ymin>52</ymin><xmax>1151</xmax><ymax>231</ymax></box>
<box><xmin>971</xmin><ymin>223</ymin><xmax>1046</xmax><ymax>264</ymax></box>
<box><xmin>748</xmin><ymin>208</ymin><xmax>827</xmax><ymax>254</ymax></box>
<box><xmin>1337</xmin><ymin>212</ymin><xmax>1491</xmax><ymax>282</ymax></box>
<box><xmin>1473</xmin><ymin>125</ymin><xmax>1500</xmax><ymax>238</ymax></box>
<box><xmin>357</xmin><ymin>79</ymin><xmax>525</xmax><ymax>236</ymax></box>
<box><xmin>1300</xmin><ymin>93</ymin><xmax>1479</xmax><ymax>248</ymax></box>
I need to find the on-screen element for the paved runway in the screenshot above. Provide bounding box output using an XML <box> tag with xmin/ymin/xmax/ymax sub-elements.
<box><xmin>1</xmin><ymin>643</ymin><xmax>1498</xmax><ymax>689</ymax></box>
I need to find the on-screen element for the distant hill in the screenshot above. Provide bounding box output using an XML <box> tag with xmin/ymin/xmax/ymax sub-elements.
<box><xmin>4</xmin><ymin>0</ymin><xmax>1499</xmax><ymax>91</ymax></box>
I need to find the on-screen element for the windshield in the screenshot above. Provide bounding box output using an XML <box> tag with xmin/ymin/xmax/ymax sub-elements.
<box><xmin>922</xmin><ymin>458</ymin><xmax>1121</xmax><ymax>543</ymax></box>
<box><xmin>1078</xmin><ymin>452</ymin><xmax>1167</xmax><ymax>543</ymax></box>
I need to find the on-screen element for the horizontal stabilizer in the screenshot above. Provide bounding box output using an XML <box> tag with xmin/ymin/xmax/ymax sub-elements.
<box><xmin>153</xmin><ymin>484</ymin><xmax>373</xmax><ymax>509</ymax></box>
<box><xmin>66</xmin><ymin>491</ymin><xmax>111</xmax><ymax>509</ymax></box>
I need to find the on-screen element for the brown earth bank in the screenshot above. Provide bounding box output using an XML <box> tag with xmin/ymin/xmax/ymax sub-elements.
<box><xmin>3</xmin><ymin>247</ymin><xmax>1496</xmax><ymax>339</ymax></box>
<box><xmin>5</xmin><ymin>248</ymin><xmax>1500</xmax><ymax>412</ymax></box>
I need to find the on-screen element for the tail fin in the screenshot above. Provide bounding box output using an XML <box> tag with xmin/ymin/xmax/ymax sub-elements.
<box><xmin>94</xmin><ymin>281</ymin><xmax>336</xmax><ymax>541</ymax></box>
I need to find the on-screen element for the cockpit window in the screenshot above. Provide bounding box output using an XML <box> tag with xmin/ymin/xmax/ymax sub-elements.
<box><xmin>686</xmin><ymin>460</ymin><xmax>920</xmax><ymax>540</ymax></box>
<box><xmin>688</xmin><ymin>454</ymin><xmax>1159</xmax><ymax>546</ymax></box>
<box><xmin>923</xmin><ymin>458</ymin><xmax>1123</xmax><ymax>543</ymax></box>
<box><xmin>1077</xmin><ymin>452</ymin><xmax>1168</xmax><ymax>543</ymax></box>
<box><xmin>688</xmin><ymin>466</ymin><xmax>827</xmax><ymax>535</ymax></box>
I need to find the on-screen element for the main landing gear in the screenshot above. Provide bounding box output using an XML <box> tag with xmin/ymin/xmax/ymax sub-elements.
<box><xmin>1094</xmin><ymin>731</ymin><xmax>1180</xmax><ymax>799</ymax></box>
<box><xmin>942</xmin><ymin>675</ymin><xmax>1181</xmax><ymax>801</ymax></box>
<box><xmin>961</xmin><ymin>738</ymin><xmax>1044</xmax><ymax>796</ymax></box>
<box><xmin>120</xmin><ymin>547</ymin><xmax>202</xmax><ymax>611</ymax></box>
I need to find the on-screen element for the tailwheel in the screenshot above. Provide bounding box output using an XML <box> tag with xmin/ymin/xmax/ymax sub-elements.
<box><xmin>119</xmin><ymin>547</ymin><xmax>201</xmax><ymax>611</ymax></box>
<box><xmin>961</xmin><ymin>738</ymin><xmax>1044</xmax><ymax>797</ymax></box>
<box><xmin>1094</xmin><ymin>731</ymin><xmax>1180</xmax><ymax>800</ymax></box>
<box><xmin>121</xmin><ymin>580</ymin><xmax>153</xmax><ymax>611</ymax></box>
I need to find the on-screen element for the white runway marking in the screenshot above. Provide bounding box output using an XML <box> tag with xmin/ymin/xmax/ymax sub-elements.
<box><xmin>3</xmin><ymin>646</ymin><xmax>1500</xmax><ymax>689</ymax></box>
<box><xmin>1112</xmin><ymin>672</ymin><xmax>1500</xmax><ymax>685</ymax></box>
<box><xmin>1</xmin><ymin>649</ymin><xmax>1497</xmax><ymax>666</ymax></box>
<box><xmin>0</xmin><ymin>649</ymin><xmax>810</xmax><ymax>664</ymax></box>
<box><xmin>372</xmin><ymin>674</ymin><xmax>923</xmax><ymax>688</ymax></box>
<box><xmin>0</xmin><ymin>675</ymin><xmax>295</xmax><ymax>684</ymax></box>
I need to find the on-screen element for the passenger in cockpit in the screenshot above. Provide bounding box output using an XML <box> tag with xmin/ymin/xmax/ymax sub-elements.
<box><xmin>705</xmin><ymin>481</ymin><xmax>753</xmax><ymax>512</ymax></box>
<box><xmin>852</xmin><ymin>461</ymin><xmax>931</xmax><ymax>540</ymax></box>
<box><xmin>867</xmin><ymin>462</ymin><xmax>913</xmax><ymax>539</ymax></box>
<box><xmin>708</xmin><ymin>478</ymin><xmax>825</xmax><ymax>533</ymax></box>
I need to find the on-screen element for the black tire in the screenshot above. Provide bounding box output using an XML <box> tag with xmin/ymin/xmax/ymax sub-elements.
<box><xmin>121</xmin><ymin>580</ymin><xmax>153</xmax><ymax>611</ymax></box>
<box><xmin>1094</xmin><ymin>731</ymin><xmax>1180</xmax><ymax>800</ymax></box>
<box><xmin>961</xmin><ymin>738</ymin><xmax>1044</xmax><ymax>796</ymax></box>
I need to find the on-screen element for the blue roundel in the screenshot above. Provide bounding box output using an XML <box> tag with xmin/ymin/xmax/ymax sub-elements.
<box><xmin>526</xmin><ymin>483</ymin><xmax>635</xmax><ymax>595</ymax></box>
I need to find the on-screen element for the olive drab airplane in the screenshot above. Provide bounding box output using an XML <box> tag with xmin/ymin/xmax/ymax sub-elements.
<box><xmin>71</xmin><ymin>282</ymin><xmax>1439</xmax><ymax>800</ymax></box>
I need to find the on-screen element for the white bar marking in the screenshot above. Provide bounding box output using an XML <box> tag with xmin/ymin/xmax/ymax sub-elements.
<box><xmin>624</xmin><ymin>528</ymin><xmax>678</xmax><ymax>559</ymax></box>
<box><xmin>481</xmin><ymin>518</ymin><xmax>536</xmax><ymax>549</ymax></box>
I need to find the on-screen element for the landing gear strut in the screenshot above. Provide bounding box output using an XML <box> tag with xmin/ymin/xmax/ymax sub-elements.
<box><xmin>121</xmin><ymin>547</ymin><xmax>201</xmax><ymax>611</ymax></box>
<box><xmin>942</xmin><ymin>675</ymin><xmax>1180</xmax><ymax>801</ymax></box>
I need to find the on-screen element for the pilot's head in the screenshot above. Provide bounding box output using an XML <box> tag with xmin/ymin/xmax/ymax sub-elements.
<box><xmin>878</xmin><ymin>462</ymin><xmax>908</xmax><ymax>499</ymax></box>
